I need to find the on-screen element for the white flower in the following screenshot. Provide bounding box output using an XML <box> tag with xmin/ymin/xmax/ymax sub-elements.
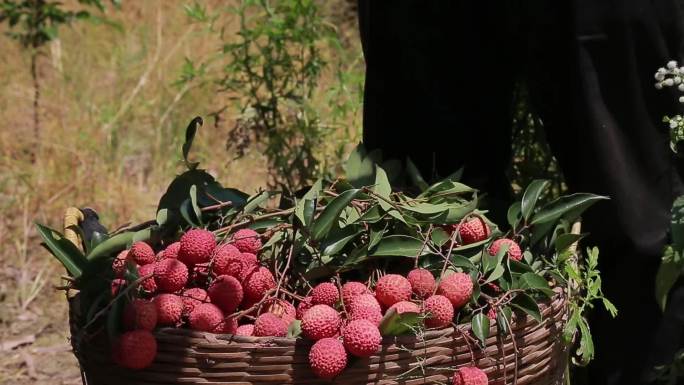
<box><xmin>668</xmin><ymin>60</ymin><xmax>678</xmax><ymax>69</ymax></box>
<box><xmin>656</xmin><ymin>72</ymin><xmax>665</xmax><ymax>81</ymax></box>
<box><xmin>665</xmin><ymin>78</ymin><xmax>675</xmax><ymax>87</ymax></box>
<box><xmin>678</xmin><ymin>84</ymin><xmax>684</xmax><ymax>92</ymax></box>
<box><xmin>675</xmin><ymin>77</ymin><xmax>682</xmax><ymax>84</ymax></box>
<box><xmin>679</xmin><ymin>96</ymin><xmax>684</xmax><ymax>103</ymax></box>
<box><xmin>656</xmin><ymin>82</ymin><xmax>664</xmax><ymax>89</ymax></box>
<box><xmin>671</xmin><ymin>120</ymin><xmax>679</xmax><ymax>129</ymax></box>
<box><xmin>675</xmin><ymin>68</ymin><xmax>681</xmax><ymax>75</ymax></box>
<box><xmin>659</xmin><ymin>67</ymin><xmax>668</xmax><ymax>75</ymax></box>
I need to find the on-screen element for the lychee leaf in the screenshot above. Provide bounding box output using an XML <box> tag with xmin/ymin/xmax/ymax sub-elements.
<box><xmin>554</xmin><ymin>233</ymin><xmax>584</xmax><ymax>254</ymax></box>
<box><xmin>530</xmin><ymin>193</ymin><xmax>608</xmax><ymax>226</ymax></box>
<box><xmin>507</xmin><ymin>201</ymin><xmax>522</xmax><ymax>229</ymax></box>
<box><xmin>521</xmin><ymin>180</ymin><xmax>550</xmax><ymax>222</ymax></box>
<box><xmin>518</xmin><ymin>272</ymin><xmax>554</xmax><ymax>297</ymax></box>
<box><xmin>510</xmin><ymin>293</ymin><xmax>542</xmax><ymax>323</ymax></box>
<box><xmin>189</xmin><ymin>185</ymin><xmax>204</xmax><ymax>226</ymax></box>
<box><xmin>379</xmin><ymin>308</ymin><xmax>421</xmax><ymax>336</ymax></box>
<box><xmin>355</xmin><ymin>205</ymin><xmax>383</xmax><ymax>223</ymax></box>
<box><xmin>431</xmin><ymin>227</ymin><xmax>449</xmax><ymax>247</ymax></box>
<box><xmin>369</xmin><ymin>235</ymin><xmax>426</xmax><ymax>257</ymax></box>
<box><xmin>373</xmin><ymin>165</ymin><xmax>392</xmax><ymax>211</ymax></box>
<box><xmin>406</xmin><ymin>158</ymin><xmax>428</xmax><ymax>191</ymax></box>
<box><xmin>36</xmin><ymin>223</ymin><xmax>87</xmax><ymax>278</ymax></box>
<box><xmin>471</xmin><ymin>313</ymin><xmax>490</xmax><ymax>346</ymax></box>
<box><xmin>310</xmin><ymin>188</ymin><xmax>361</xmax><ymax>241</ymax></box>
<box><xmin>320</xmin><ymin>226</ymin><xmax>362</xmax><ymax>256</ymax></box>
<box><xmin>485</xmin><ymin>264</ymin><xmax>506</xmax><ymax>284</ymax></box>
<box><xmin>87</xmin><ymin>231</ymin><xmax>135</xmax><ymax>261</ymax></box>
<box><xmin>497</xmin><ymin>306</ymin><xmax>512</xmax><ymax>336</ymax></box>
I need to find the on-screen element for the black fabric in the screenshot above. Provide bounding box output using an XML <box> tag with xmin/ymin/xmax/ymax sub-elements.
<box><xmin>358</xmin><ymin>1</ymin><xmax>684</xmax><ymax>384</ymax></box>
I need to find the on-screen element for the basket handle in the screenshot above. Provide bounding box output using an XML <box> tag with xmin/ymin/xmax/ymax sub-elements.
<box><xmin>63</xmin><ymin>207</ymin><xmax>84</xmax><ymax>252</ymax></box>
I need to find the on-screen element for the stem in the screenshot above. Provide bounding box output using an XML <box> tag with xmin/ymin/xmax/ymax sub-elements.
<box><xmin>30</xmin><ymin>49</ymin><xmax>40</xmax><ymax>151</ymax></box>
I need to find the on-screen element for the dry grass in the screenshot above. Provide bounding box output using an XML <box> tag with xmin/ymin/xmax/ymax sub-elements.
<box><xmin>0</xmin><ymin>1</ymin><xmax>360</xmax><ymax>383</ymax></box>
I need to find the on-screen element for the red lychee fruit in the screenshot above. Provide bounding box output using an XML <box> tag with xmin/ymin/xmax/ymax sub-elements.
<box><xmin>211</xmin><ymin>243</ymin><xmax>244</xmax><ymax>278</ymax></box>
<box><xmin>308</xmin><ymin>337</ymin><xmax>347</xmax><ymax>380</ymax></box>
<box><xmin>242</xmin><ymin>266</ymin><xmax>275</xmax><ymax>302</ymax></box>
<box><xmin>178</xmin><ymin>229</ymin><xmax>216</xmax><ymax>266</ymax></box>
<box><xmin>488</xmin><ymin>238</ymin><xmax>522</xmax><ymax>261</ymax></box>
<box><xmin>161</xmin><ymin>241</ymin><xmax>181</xmax><ymax>260</ymax></box>
<box><xmin>154</xmin><ymin>258</ymin><xmax>188</xmax><ymax>293</ymax></box>
<box><xmin>112</xmin><ymin>249</ymin><xmax>129</xmax><ymax>277</ymax></box>
<box><xmin>311</xmin><ymin>282</ymin><xmax>340</xmax><ymax>307</ymax></box>
<box><xmin>217</xmin><ymin>316</ymin><xmax>239</xmax><ymax>334</ymax></box>
<box><xmin>253</xmin><ymin>312</ymin><xmax>289</xmax><ymax>337</ymax></box>
<box><xmin>180</xmin><ymin>287</ymin><xmax>209</xmax><ymax>316</ymax></box>
<box><xmin>111</xmin><ymin>278</ymin><xmax>126</xmax><ymax>296</ymax></box>
<box><xmin>342</xmin><ymin>319</ymin><xmax>382</xmax><ymax>357</ymax></box>
<box><xmin>389</xmin><ymin>301</ymin><xmax>420</xmax><ymax>314</ymax></box>
<box><xmin>458</xmin><ymin>217</ymin><xmax>490</xmax><ymax>245</ymax></box>
<box><xmin>297</xmin><ymin>296</ymin><xmax>313</xmax><ymax>320</ymax></box>
<box><xmin>348</xmin><ymin>294</ymin><xmax>383</xmax><ymax>326</ymax></box>
<box><xmin>375</xmin><ymin>274</ymin><xmax>412</xmax><ymax>307</ymax></box>
<box><xmin>138</xmin><ymin>263</ymin><xmax>157</xmax><ymax>293</ymax></box>
<box><xmin>129</xmin><ymin>242</ymin><xmax>155</xmax><ymax>266</ymax></box>
<box><xmin>487</xmin><ymin>307</ymin><xmax>497</xmax><ymax>321</ymax></box>
<box><xmin>423</xmin><ymin>295</ymin><xmax>454</xmax><ymax>328</ymax></box>
<box><xmin>112</xmin><ymin>330</ymin><xmax>157</xmax><ymax>370</ymax></box>
<box><xmin>407</xmin><ymin>268</ymin><xmax>436</xmax><ymax>299</ymax></box>
<box><xmin>208</xmin><ymin>275</ymin><xmax>244</xmax><ymax>314</ymax></box>
<box><xmin>437</xmin><ymin>272</ymin><xmax>473</xmax><ymax>309</ymax></box>
<box><xmin>231</xmin><ymin>228</ymin><xmax>262</xmax><ymax>254</ymax></box>
<box><xmin>301</xmin><ymin>305</ymin><xmax>342</xmax><ymax>340</ymax></box>
<box><xmin>235</xmin><ymin>324</ymin><xmax>255</xmax><ymax>336</ymax></box>
<box><xmin>188</xmin><ymin>303</ymin><xmax>226</xmax><ymax>333</ymax></box>
<box><xmin>341</xmin><ymin>281</ymin><xmax>371</xmax><ymax>308</ymax></box>
<box><xmin>262</xmin><ymin>299</ymin><xmax>296</xmax><ymax>324</ymax></box>
<box><xmin>153</xmin><ymin>294</ymin><xmax>183</xmax><ymax>326</ymax></box>
<box><xmin>452</xmin><ymin>366</ymin><xmax>488</xmax><ymax>385</ymax></box>
<box><xmin>123</xmin><ymin>299</ymin><xmax>157</xmax><ymax>331</ymax></box>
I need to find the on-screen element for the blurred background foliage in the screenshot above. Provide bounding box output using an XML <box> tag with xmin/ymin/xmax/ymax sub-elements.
<box><xmin>0</xmin><ymin>0</ymin><xmax>560</xmax><ymax>383</ymax></box>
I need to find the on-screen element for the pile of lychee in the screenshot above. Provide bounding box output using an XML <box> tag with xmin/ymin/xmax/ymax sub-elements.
<box><xmin>108</xmin><ymin>216</ymin><xmax>519</xmax><ymax>384</ymax></box>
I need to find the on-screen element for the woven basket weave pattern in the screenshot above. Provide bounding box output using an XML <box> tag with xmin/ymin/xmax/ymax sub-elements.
<box><xmin>70</xmin><ymin>292</ymin><xmax>567</xmax><ymax>385</ymax></box>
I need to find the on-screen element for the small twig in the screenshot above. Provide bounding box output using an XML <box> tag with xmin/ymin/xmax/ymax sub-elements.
<box><xmin>214</xmin><ymin>208</ymin><xmax>295</xmax><ymax>235</ymax></box>
<box><xmin>227</xmin><ymin>288</ymin><xmax>276</xmax><ymax>321</ymax></box>
<box><xmin>415</xmin><ymin>225</ymin><xmax>433</xmax><ymax>268</ymax></box>
<box><xmin>274</xmin><ymin>229</ymin><xmax>297</xmax><ymax>298</ymax></box>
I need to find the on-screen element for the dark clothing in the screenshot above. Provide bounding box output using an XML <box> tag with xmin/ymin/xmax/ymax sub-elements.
<box><xmin>358</xmin><ymin>1</ymin><xmax>684</xmax><ymax>384</ymax></box>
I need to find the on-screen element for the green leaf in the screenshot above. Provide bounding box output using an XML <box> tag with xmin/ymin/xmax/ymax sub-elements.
<box><xmin>379</xmin><ymin>308</ymin><xmax>421</xmax><ymax>336</ymax></box>
<box><xmin>182</xmin><ymin>116</ymin><xmax>203</xmax><ymax>170</ymax></box>
<box><xmin>368</xmin><ymin>228</ymin><xmax>385</xmax><ymax>250</ymax></box>
<box><xmin>106</xmin><ymin>293</ymin><xmax>126</xmax><ymax>340</ymax></box>
<box><xmin>406</xmin><ymin>158</ymin><xmax>428</xmax><ymax>191</ymax></box>
<box><xmin>311</xmin><ymin>189</ymin><xmax>361</xmax><ymax>241</ymax></box>
<box><xmin>374</xmin><ymin>165</ymin><xmax>392</xmax><ymax>212</ymax></box>
<box><xmin>287</xmin><ymin>320</ymin><xmax>302</xmax><ymax>338</ymax></box>
<box><xmin>518</xmin><ymin>272</ymin><xmax>554</xmax><ymax>297</ymax></box>
<box><xmin>655</xmin><ymin>246</ymin><xmax>683</xmax><ymax>311</ymax></box>
<box><xmin>243</xmin><ymin>191</ymin><xmax>273</xmax><ymax>214</ymax></box>
<box><xmin>356</xmin><ymin>205</ymin><xmax>383</xmax><ymax>223</ymax></box>
<box><xmin>671</xmin><ymin>195</ymin><xmax>684</xmax><ymax>250</ymax></box>
<box><xmin>189</xmin><ymin>185</ymin><xmax>203</xmax><ymax>225</ymax></box>
<box><xmin>521</xmin><ymin>180</ymin><xmax>550</xmax><ymax>222</ymax></box>
<box><xmin>530</xmin><ymin>193</ymin><xmax>609</xmax><ymax>225</ymax></box>
<box><xmin>87</xmin><ymin>231</ymin><xmax>135</xmax><ymax>261</ymax></box>
<box><xmin>36</xmin><ymin>224</ymin><xmax>87</xmax><ymax>278</ymax></box>
<box><xmin>577</xmin><ymin>317</ymin><xmax>595</xmax><ymax>365</ymax></box>
<box><xmin>180</xmin><ymin>199</ymin><xmax>200</xmax><ymax>227</ymax></box>
<box><xmin>471</xmin><ymin>313</ymin><xmax>490</xmax><ymax>345</ymax></box>
<box><xmin>156</xmin><ymin>209</ymin><xmax>169</xmax><ymax>226</ymax></box>
<box><xmin>496</xmin><ymin>307</ymin><xmax>512</xmax><ymax>336</ymax></box>
<box><xmin>451</xmin><ymin>254</ymin><xmax>476</xmax><ymax>270</ymax></box>
<box><xmin>510</xmin><ymin>293</ymin><xmax>542</xmax><ymax>322</ymax></box>
<box><xmin>320</xmin><ymin>226</ymin><xmax>362</xmax><ymax>256</ymax></box>
<box><xmin>431</xmin><ymin>228</ymin><xmax>450</xmax><ymax>247</ymax></box>
<box><xmin>295</xmin><ymin>180</ymin><xmax>322</xmax><ymax>225</ymax></box>
<box><xmin>485</xmin><ymin>264</ymin><xmax>505</xmax><ymax>284</ymax></box>
<box><xmin>399</xmin><ymin>202</ymin><xmax>450</xmax><ymax>214</ymax></box>
<box><xmin>507</xmin><ymin>201</ymin><xmax>522</xmax><ymax>229</ymax></box>
<box><xmin>345</xmin><ymin>144</ymin><xmax>376</xmax><ymax>188</ymax></box>
<box><xmin>563</xmin><ymin>311</ymin><xmax>581</xmax><ymax>343</ymax></box>
<box><xmin>370</xmin><ymin>235</ymin><xmax>427</xmax><ymax>257</ymax></box>
<box><xmin>555</xmin><ymin>233</ymin><xmax>584</xmax><ymax>253</ymax></box>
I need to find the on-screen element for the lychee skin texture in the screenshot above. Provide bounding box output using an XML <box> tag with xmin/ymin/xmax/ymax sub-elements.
<box><xmin>153</xmin><ymin>294</ymin><xmax>183</xmax><ymax>326</ymax></box>
<box><xmin>489</xmin><ymin>238</ymin><xmax>522</xmax><ymax>261</ymax></box>
<box><xmin>253</xmin><ymin>312</ymin><xmax>289</xmax><ymax>337</ymax></box>
<box><xmin>452</xmin><ymin>366</ymin><xmax>488</xmax><ymax>385</ymax></box>
<box><xmin>458</xmin><ymin>218</ymin><xmax>490</xmax><ymax>245</ymax></box>
<box><xmin>111</xmin><ymin>278</ymin><xmax>126</xmax><ymax>296</ymax></box>
<box><xmin>188</xmin><ymin>303</ymin><xmax>225</xmax><ymax>333</ymax></box>
<box><xmin>123</xmin><ymin>299</ymin><xmax>158</xmax><ymax>331</ymax></box>
<box><xmin>178</xmin><ymin>229</ymin><xmax>216</xmax><ymax>266</ymax></box>
<box><xmin>349</xmin><ymin>294</ymin><xmax>383</xmax><ymax>326</ymax></box>
<box><xmin>309</xmin><ymin>337</ymin><xmax>348</xmax><ymax>380</ymax></box>
<box><xmin>263</xmin><ymin>299</ymin><xmax>296</xmax><ymax>324</ymax></box>
<box><xmin>423</xmin><ymin>295</ymin><xmax>454</xmax><ymax>328</ymax></box>
<box><xmin>162</xmin><ymin>242</ymin><xmax>181</xmax><ymax>260</ymax></box>
<box><xmin>342</xmin><ymin>319</ymin><xmax>382</xmax><ymax>357</ymax></box>
<box><xmin>232</xmin><ymin>228</ymin><xmax>262</xmax><ymax>254</ymax></box>
<box><xmin>138</xmin><ymin>263</ymin><xmax>158</xmax><ymax>293</ymax></box>
<box><xmin>181</xmin><ymin>287</ymin><xmax>209</xmax><ymax>316</ymax></box>
<box><xmin>208</xmin><ymin>275</ymin><xmax>244</xmax><ymax>314</ymax></box>
<box><xmin>296</xmin><ymin>297</ymin><xmax>313</xmax><ymax>320</ymax></box>
<box><xmin>311</xmin><ymin>282</ymin><xmax>340</xmax><ymax>307</ymax></box>
<box><xmin>375</xmin><ymin>274</ymin><xmax>412</xmax><ymax>307</ymax></box>
<box><xmin>112</xmin><ymin>250</ymin><xmax>129</xmax><ymax>277</ymax></box>
<box><xmin>129</xmin><ymin>242</ymin><xmax>156</xmax><ymax>266</ymax></box>
<box><xmin>113</xmin><ymin>330</ymin><xmax>157</xmax><ymax>370</ymax></box>
<box><xmin>342</xmin><ymin>281</ymin><xmax>371</xmax><ymax>308</ymax></box>
<box><xmin>407</xmin><ymin>268</ymin><xmax>436</xmax><ymax>299</ymax></box>
<box><xmin>301</xmin><ymin>305</ymin><xmax>342</xmax><ymax>341</ymax></box>
<box><xmin>154</xmin><ymin>258</ymin><xmax>188</xmax><ymax>293</ymax></box>
<box><xmin>243</xmin><ymin>267</ymin><xmax>276</xmax><ymax>302</ymax></box>
<box><xmin>235</xmin><ymin>324</ymin><xmax>255</xmax><ymax>336</ymax></box>
<box><xmin>437</xmin><ymin>272</ymin><xmax>473</xmax><ymax>309</ymax></box>
<box><xmin>389</xmin><ymin>301</ymin><xmax>421</xmax><ymax>314</ymax></box>
<box><xmin>487</xmin><ymin>308</ymin><xmax>497</xmax><ymax>320</ymax></box>
<box><xmin>211</xmin><ymin>243</ymin><xmax>243</xmax><ymax>278</ymax></box>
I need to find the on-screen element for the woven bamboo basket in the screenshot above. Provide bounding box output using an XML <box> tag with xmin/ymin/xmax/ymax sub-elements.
<box><xmin>65</xmin><ymin>211</ymin><xmax>574</xmax><ymax>385</ymax></box>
